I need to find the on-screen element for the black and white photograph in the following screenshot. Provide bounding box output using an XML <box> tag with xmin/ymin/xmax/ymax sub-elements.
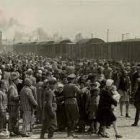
<box><xmin>0</xmin><ymin>0</ymin><xmax>140</xmax><ymax>139</ymax></box>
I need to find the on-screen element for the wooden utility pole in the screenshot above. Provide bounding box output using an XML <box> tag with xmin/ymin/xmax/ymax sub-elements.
<box><xmin>107</xmin><ymin>29</ymin><xmax>109</xmax><ymax>42</ymax></box>
<box><xmin>122</xmin><ymin>34</ymin><xmax>125</xmax><ymax>41</ymax></box>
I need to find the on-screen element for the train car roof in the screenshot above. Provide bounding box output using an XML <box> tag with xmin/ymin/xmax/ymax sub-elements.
<box><xmin>76</xmin><ymin>38</ymin><xmax>105</xmax><ymax>44</ymax></box>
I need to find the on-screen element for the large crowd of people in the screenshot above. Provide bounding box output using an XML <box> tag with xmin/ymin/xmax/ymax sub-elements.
<box><xmin>0</xmin><ymin>53</ymin><xmax>140</xmax><ymax>139</ymax></box>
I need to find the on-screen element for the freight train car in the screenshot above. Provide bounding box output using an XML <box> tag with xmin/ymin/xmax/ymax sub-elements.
<box><xmin>13</xmin><ymin>38</ymin><xmax>140</xmax><ymax>61</ymax></box>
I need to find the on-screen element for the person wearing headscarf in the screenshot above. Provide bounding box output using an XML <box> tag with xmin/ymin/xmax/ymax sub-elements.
<box><xmin>96</xmin><ymin>79</ymin><xmax>117</xmax><ymax>138</ymax></box>
<box><xmin>55</xmin><ymin>83</ymin><xmax>66</xmax><ymax>131</ymax></box>
<box><xmin>20</xmin><ymin>78</ymin><xmax>38</xmax><ymax>137</ymax></box>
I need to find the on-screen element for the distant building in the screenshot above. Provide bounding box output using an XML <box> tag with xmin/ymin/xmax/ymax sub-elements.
<box><xmin>123</xmin><ymin>38</ymin><xmax>140</xmax><ymax>42</ymax></box>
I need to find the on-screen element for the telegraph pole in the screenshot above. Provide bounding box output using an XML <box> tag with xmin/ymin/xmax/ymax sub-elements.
<box><xmin>122</xmin><ymin>34</ymin><xmax>125</xmax><ymax>41</ymax></box>
<box><xmin>91</xmin><ymin>33</ymin><xmax>93</xmax><ymax>38</ymax></box>
<box><xmin>0</xmin><ymin>31</ymin><xmax>2</xmax><ymax>49</ymax></box>
<box><xmin>126</xmin><ymin>33</ymin><xmax>130</xmax><ymax>40</ymax></box>
<box><xmin>107</xmin><ymin>29</ymin><xmax>109</xmax><ymax>42</ymax></box>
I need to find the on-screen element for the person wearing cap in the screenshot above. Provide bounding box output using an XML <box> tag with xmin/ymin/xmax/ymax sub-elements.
<box><xmin>20</xmin><ymin>78</ymin><xmax>38</xmax><ymax>137</ymax></box>
<box><xmin>40</xmin><ymin>78</ymin><xmax>57</xmax><ymax>139</ymax></box>
<box><xmin>8</xmin><ymin>72</ymin><xmax>21</xmax><ymax>136</ymax></box>
<box><xmin>63</xmin><ymin>74</ymin><xmax>80</xmax><ymax>138</ymax></box>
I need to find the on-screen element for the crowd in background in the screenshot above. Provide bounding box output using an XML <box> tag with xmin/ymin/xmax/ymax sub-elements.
<box><xmin>0</xmin><ymin>53</ymin><xmax>140</xmax><ymax>138</ymax></box>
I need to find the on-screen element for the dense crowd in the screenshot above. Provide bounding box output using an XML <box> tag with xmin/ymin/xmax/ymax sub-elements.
<box><xmin>0</xmin><ymin>54</ymin><xmax>140</xmax><ymax>139</ymax></box>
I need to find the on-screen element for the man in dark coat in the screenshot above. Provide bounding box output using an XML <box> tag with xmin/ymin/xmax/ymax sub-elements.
<box><xmin>63</xmin><ymin>74</ymin><xmax>80</xmax><ymax>138</ymax></box>
<box><xmin>132</xmin><ymin>78</ymin><xmax>140</xmax><ymax>126</ymax></box>
<box><xmin>131</xmin><ymin>66</ymin><xmax>140</xmax><ymax>97</ymax></box>
<box><xmin>40</xmin><ymin>78</ymin><xmax>57</xmax><ymax>139</ymax></box>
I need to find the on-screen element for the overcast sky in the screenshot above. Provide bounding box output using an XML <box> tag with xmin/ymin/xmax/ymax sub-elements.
<box><xmin>0</xmin><ymin>0</ymin><xmax>140</xmax><ymax>41</ymax></box>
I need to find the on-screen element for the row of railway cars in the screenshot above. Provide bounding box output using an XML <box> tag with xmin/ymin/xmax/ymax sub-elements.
<box><xmin>13</xmin><ymin>38</ymin><xmax>140</xmax><ymax>61</ymax></box>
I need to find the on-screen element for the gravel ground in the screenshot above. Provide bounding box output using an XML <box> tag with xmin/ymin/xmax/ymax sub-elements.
<box><xmin>8</xmin><ymin>104</ymin><xmax>140</xmax><ymax>139</ymax></box>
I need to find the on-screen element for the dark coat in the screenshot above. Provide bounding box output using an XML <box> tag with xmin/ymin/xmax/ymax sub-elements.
<box><xmin>118</xmin><ymin>75</ymin><xmax>131</xmax><ymax>91</ymax></box>
<box><xmin>134</xmin><ymin>87</ymin><xmax>140</xmax><ymax>109</ymax></box>
<box><xmin>77</xmin><ymin>89</ymin><xmax>89</xmax><ymax>121</ymax></box>
<box><xmin>43</xmin><ymin>89</ymin><xmax>57</xmax><ymax>131</ymax></box>
<box><xmin>96</xmin><ymin>88</ymin><xmax>117</xmax><ymax>126</ymax></box>
<box><xmin>63</xmin><ymin>83</ymin><xmax>80</xmax><ymax>122</ymax></box>
<box><xmin>55</xmin><ymin>90</ymin><xmax>66</xmax><ymax>129</ymax></box>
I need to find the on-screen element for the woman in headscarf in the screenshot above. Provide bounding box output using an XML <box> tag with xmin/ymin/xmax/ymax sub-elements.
<box><xmin>96</xmin><ymin>79</ymin><xmax>122</xmax><ymax>138</ymax></box>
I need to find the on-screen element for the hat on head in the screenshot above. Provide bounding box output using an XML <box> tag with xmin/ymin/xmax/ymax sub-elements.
<box><xmin>43</xmin><ymin>79</ymin><xmax>49</xmax><ymax>86</ymax></box>
<box><xmin>26</xmin><ymin>68</ymin><xmax>33</xmax><ymax>75</ymax></box>
<box><xmin>57</xmin><ymin>83</ymin><xmax>64</xmax><ymax>88</ymax></box>
<box><xmin>10</xmin><ymin>72</ymin><xmax>19</xmax><ymax>81</ymax></box>
<box><xmin>67</xmin><ymin>74</ymin><xmax>76</xmax><ymax>79</ymax></box>
<box><xmin>38</xmin><ymin>70</ymin><xmax>42</xmax><ymax>74</ymax></box>
<box><xmin>48</xmin><ymin>77</ymin><xmax>57</xmax><ymax>85</ymax></box>
<box><xmin>106</xmin><ymin>79</ymin><xmax>114</xmax><ymax>87</ymax></box>
<box><xmin>24</xmin><ymin>78</ymin><xmax>32</xmax><ymax>86</ymax></box>
<box><xmin>37</xmin><ymin>81</ymin><xmax>44</xmax><ymax>87</ymax></box>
